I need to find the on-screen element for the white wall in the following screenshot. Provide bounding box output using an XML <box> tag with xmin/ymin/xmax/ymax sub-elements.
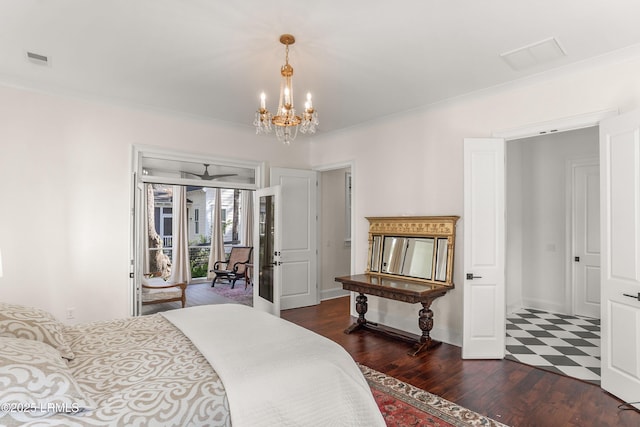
<box><xmin>3</xmin><ymin>47</ymin><xmax>640</xmax><ymax>344</ymax></box>
<box><xmin>319</xmin><ymin>168</ymin><xmax>351</xmax><ymax>300</ymax></box>
<box><xmin>0</xmin><ymin>85</ymin><xmax>310</xmax><ymax>323</ymax></box>
<box><xmin>311</xmin><ymin>51</ymin><xmax>640</xmax><ymax>346</ymax></box>
<box><xmin>506</xmin><ymin>127</ymin><xmax>599</xmax><ymax>315</ymax></box>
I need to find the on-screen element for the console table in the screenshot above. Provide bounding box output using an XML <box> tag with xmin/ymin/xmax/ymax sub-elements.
<box><xmin>335</xmin><ymin>274</ymin><xmax>450</xmax><ymax>356</ymax></box>
<box><xmin>337</xmin><ymin>216</ymin><xmax>458</xmax><ymax>356</ymax></box>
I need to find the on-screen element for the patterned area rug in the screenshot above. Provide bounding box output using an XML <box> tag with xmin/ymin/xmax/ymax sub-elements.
<box><xmin>359</xmin><ymin>365</ymin><xmax>508</xmax><ymax>427</ymax></box>
<box><xmin>209</xmin><ymin>280</ymin><xmax>253</xmax><ymax>306</ymax></box>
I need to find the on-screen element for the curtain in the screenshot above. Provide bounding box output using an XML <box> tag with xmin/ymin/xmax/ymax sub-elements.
<box><xmin>242</xmin><ymin>190</ymin><xmax>254</xmax><ymax>248</ymax></box>
<box><xmin>170</xmin><ymin>185</ymin><xmax>192</xmax><ymax>284</ymax></box>
<box><xmin>207</xmin><ymin>188</ymin><xmax>225</xmax><ymax>279</ymax></box>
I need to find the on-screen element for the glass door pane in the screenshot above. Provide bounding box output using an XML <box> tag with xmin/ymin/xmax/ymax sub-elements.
<box><xmin>253</xmin><ymin>186</ymin><xmax>281</xmax><ymax>315</ymax></box>
<box><xmin>258</xmin><ymin>194</ymin><xmax>275</xmax><ymax>302</ymax></box>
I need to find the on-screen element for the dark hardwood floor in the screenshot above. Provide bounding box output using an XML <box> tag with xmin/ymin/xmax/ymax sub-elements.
<box><xmin>282</xmin><ymin>296</ymin><xmax>640</xmax><ymax>427</ymax></box>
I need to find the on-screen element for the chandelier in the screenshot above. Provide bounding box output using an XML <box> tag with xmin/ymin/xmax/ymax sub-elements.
<box><xmin>253</xmin><ymin>34</ymin><xmax>319</xmax><ymax>144</ymax></box>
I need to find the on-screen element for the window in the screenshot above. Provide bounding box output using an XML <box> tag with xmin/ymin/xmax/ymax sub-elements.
<box><xmin>153</xmin><ymin>205</ymin><xmax>173</xmax><ymax>247</ymax></box>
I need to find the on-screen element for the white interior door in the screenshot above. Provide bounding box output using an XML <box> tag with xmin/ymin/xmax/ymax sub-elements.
<box><xmin>270</xmin><ymin>167</ymin><xmax>318</xmax><ymax>309</ymax></box>
<box><xmin>462</xmin><ymin>138</ymin><xmax>506</xmax><ymax>359</ymax></box>
<box><xmin>253</xmin><ymin>186</ymin><xmax>281</xmax><ymax>316</ymax></box>
<box><xmin>572</xmin><ymin>160</ymin><xmax>600</xmax><ymax>318</ymax></box>
<box><xmin>599</xmin><ymin>110</ymin><xmax>640</xmax><ymax>408</ymax></box>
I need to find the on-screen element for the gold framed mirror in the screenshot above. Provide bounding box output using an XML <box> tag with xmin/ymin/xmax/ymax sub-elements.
<box><xmin>365</xmin><ymin>216</ymin><xmax>459</xmax><ymax>287</ymax></box>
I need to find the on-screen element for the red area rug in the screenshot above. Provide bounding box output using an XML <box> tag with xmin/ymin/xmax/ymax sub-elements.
<box><xmin>360</xmin><ymin>365</ymin><xmax>508</xmax><ymax>427</ymax></box>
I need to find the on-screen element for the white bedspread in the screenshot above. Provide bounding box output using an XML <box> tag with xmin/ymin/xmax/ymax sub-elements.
<box><xmin>162</xmin><ymin>304</ymin><xmax>385</xmax><ymax>427</ymax></box>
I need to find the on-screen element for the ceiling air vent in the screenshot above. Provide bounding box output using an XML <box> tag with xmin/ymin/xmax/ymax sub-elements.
<box><xmin>500</xmin><ymin>37</ymin><xmax>566</xmax><ymax>71</ymax></box>
<box><xmin>26</xmin><ymin>51</ymin><xmax>50</xmax><ymax>66</ymax></box>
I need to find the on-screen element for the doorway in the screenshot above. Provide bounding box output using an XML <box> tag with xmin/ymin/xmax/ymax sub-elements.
<box><xmin>140</xmin><ymin>183</ymin><xmax>255</xmax><ymax>315</ymax></box>
<box><xmin>504</xmin><ymin>126</ymin><xmax>601</xmax><ymax>382</ymax></box>
<box><xmin>131</xmin><ymin>147</ymin><xmax>262</xmax><ymax>316</ymax></box>
<box><xmin>318</xmin><ymin>164</ymin><xmax>353</xmax><ymax>301</ymax></box>
<box><xmin>505</xmin><ymin>127</ymin><xmax>599</xmax><ymax>317</ymax></box>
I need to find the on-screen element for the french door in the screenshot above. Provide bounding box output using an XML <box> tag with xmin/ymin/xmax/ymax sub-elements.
<box><xmin>253</xmin><ymin>186</ymin><xmax>281</xmax><ymax>316</ymax></box>
<box><xmin>462</xmin><ymin>138</ymin><xmax>506</xmax><ymax>358</ymax></box>
<box><xmin>270</xmin><ymin>168</ymin><xmax>318</xmax><ymax>309</ymax></box>
<box><xmin>599</xmin><ymin>110</ymin><xmax>640</xmax><ymax>408</ymax></box>
<box><xmin>252</xmin><ymin>168</ymin><xmax>319</xmax><ymax>315</ymax></box>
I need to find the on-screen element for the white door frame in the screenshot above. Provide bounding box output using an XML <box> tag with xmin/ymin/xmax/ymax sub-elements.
<box><xmin>314</xmin><ymin>161</ymin><xmax>356</xmax><ymax>300</ymax></box>
<box><xmin>463</xmin><ymin>109</ymin><xmax>617</xmax><ymax>358</ymax></box>
<box><xmin>497</xmin><ymin>110</ymin><xmax>614</xmax><ymax>317</ymax></box>
<box><xmin>129</xmin><ymin>145</ymin><xmax>264</xmax><ymax>316</ymax></box>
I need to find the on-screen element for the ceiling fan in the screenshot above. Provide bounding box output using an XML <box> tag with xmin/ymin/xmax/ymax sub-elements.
<box><xmin>182</xmin><ymin>164</ymin><xmax>237</xmax><ymax>181</ymax></box>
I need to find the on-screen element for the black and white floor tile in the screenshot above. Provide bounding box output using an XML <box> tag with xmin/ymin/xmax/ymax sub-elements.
<box><xmin>505</xmin><ymin>308</ymin><xmax>601</xmax><ymax>385</ymax></box>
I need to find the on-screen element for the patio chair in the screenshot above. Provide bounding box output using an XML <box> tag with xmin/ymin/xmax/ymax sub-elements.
<box><xmin>141</xmin><ymin>274</ymin><xmax>187</xmax><ymax>308</ymax></box>
<box><xmin>210</xmin><ymin>246</ymin><xmax>253</xmax><ymax>289</ymax></box>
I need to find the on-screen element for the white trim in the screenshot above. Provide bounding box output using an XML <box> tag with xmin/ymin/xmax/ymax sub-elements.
<box><xmin>476</xmin><ymin>112</ymin><xmax>614</xmax><ymax>358</ymax></box>
<box><xmin>321</xmin><ymin>287</ymin><xmax>350</xmax><ymax>301</ymax></box>
<box><xmin>520</xmin><ymin>298</ymin><xmax>566</xmax><ymax>315</ymax></box>
<box><xmin>565</xmin><ymin>159</ymin><xmax>574</xmax><ymax>315</ymax></box>
<box><xmin>132</xmin><ymin>144</ymin><xmax>263</xmax><ymax>190</ymax></box>
<box><xmin>493</xmin><ymin>109</ymin><xmax>617</xmax><ymax>141</ymax></box>
<box><xmin>130</xmin><ymin>145</ymin><xmax>265</xmax><ymax>316</ymax></box>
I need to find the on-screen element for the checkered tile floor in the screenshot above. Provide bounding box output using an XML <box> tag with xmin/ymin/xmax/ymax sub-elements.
<box><xmin>505</xmin><ymin>308</ymin><xmax>601</xmax><ymax>385</ymax></box>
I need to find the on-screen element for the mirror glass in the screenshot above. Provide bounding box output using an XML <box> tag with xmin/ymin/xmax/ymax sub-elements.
<box><xmin>380</xmin><ymin>236</ymin><xmax>436</xmax><ymax>280</ymax></box>
<box><xmin>381</xmin><ymin>237</ymin><xmax>407</xmax><ymax>274</ymax></box>
<box><xmin>365</xmin><ymin>216</ymin><xmax>458</xmax><ymax>287</ymax></box>
<box><xmin>434</xmin><ymin>238</ymin><xmax>448</xmax><ymax>281</ymax></box>
<box><xmin>370</xmin><ymin>235</ymin><xmax>381</xmax><ymax>272</ymax></box>
<box><xmin>401</xmin><ymin>238</ymin><xmax>435</xmax><ymax>279</ymax></box>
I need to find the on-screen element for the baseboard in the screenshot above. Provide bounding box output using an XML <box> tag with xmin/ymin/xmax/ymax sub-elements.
<box><xmin>521</xmin><ymin>298</ymin><xmax>567</xmax><ymax>315</ymax></box>
<box><xmin>321</xmin><ymin>287</ymin><xmax>350</xmax><ymax>301</ymax></box>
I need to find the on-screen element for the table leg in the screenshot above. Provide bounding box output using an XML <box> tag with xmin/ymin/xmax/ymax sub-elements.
<box><xmin>344</xmin><ymin>293</ymin><xmax>371</xmax><ymax>334</ymax></box>
<box><xmin>408</xmin><ymin>300</ymin><xmax>442</xmax><ymax>356</ymax></box>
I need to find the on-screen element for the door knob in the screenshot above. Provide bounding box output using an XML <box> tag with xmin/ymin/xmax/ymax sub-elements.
<box><xmin>466</xmin><ymin>273</ymin><xmax>483</xmax><ymax>280</ymax></box>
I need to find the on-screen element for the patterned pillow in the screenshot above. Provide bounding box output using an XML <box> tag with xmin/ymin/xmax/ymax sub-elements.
<box><xmin>0</xmin><ymin>337</ymin><xmax>94</xmax><ymax>425</ymax></box>
<box><xmin>0</xmin><ymin>303</ymin><xmax>74</xmax><ymax>360</ymax></box>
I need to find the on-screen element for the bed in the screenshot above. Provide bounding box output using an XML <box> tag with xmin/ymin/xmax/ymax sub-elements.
<box><xmin>0</xmin><ymin>302</ymin><xmax>385</xmax><ymax>426</ymax></box>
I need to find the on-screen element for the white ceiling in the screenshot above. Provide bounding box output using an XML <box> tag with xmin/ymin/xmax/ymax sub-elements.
<box><xmin>3</xmin><ymin>1</ymin><xmax>640</xmax><ymax>136</ymax></box>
